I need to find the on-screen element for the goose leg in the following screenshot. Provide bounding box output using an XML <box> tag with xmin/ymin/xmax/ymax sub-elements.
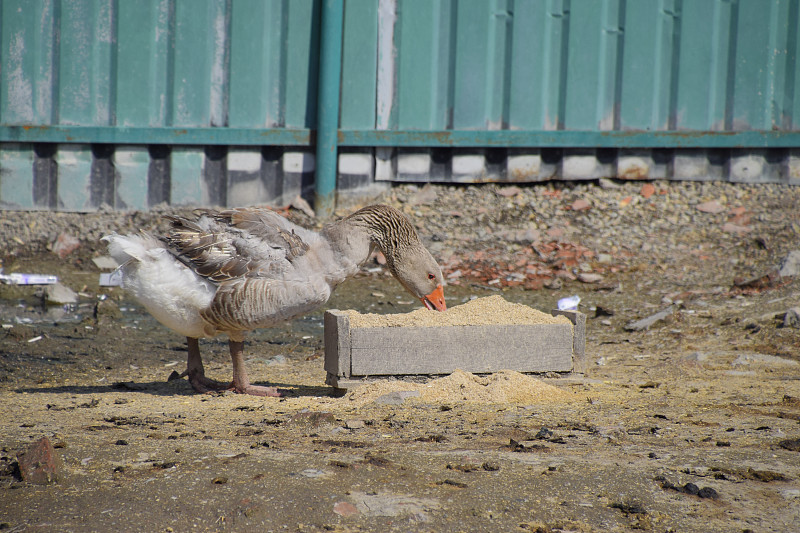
<box><xmin>229</xmin><ymin>340</ymin><xmax>282</xmax><ymax>397</ymax></box>
<box><xmin>186</xmin><ymin>337</ymin><xmax>231</xmax><ymax>393</ymax></box>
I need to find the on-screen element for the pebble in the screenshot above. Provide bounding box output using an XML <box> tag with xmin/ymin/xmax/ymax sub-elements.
<box><xmin>695</xmin><ymin>200</ymin><xmax>726</xmax><ymax>214</ymax></box>
<box><xmin>17</xmin><ymin>437</ymin><xmax>63</xmax><ymax>485</ymax></box>
<box><xmin>333</xmin><ymin>501</ymin><xmax>360</xmax><ymax>517</ymax></box>
<box><xmin>778</xmin><ymin>250</ymin><xmax>800</xmax><ymax>277</ymax></box>
<box><xmin>779</xmin><ymin>438</ymin><xmax>800</xmax><ymax>452</ymax></box>
<box><xmin>784</xmin><ymin>308</ymin><xmax>800</xmax><ymax>328</ymax></box>
<box><xmin>624</xmin><ymin>307</ymin><xmax>675</xmax><ymax>331</ymax></box>
<box><xmin>52</xmin><ymin>233</ymin><xmax>81</xmax><ymax>258</ymax></box>
<box><xmin>45</xmin><ymin>283</ymin><xmax>78</xmax><ymax>305</ymax></box>
<box><xmin>571</xmin><ymin>199</ymin><xmax>591</xmax><ymax>211</ymax></box>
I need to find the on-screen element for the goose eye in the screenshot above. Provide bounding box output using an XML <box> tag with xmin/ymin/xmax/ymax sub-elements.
<box><xmin>427</xmin><ymin>273</ymin><xmax>436</xmax><ymax>280</ymax></box>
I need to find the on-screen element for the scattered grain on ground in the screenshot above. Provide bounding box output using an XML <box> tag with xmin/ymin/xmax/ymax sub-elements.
<box><xmin>343</xmin><ymin>369</ymin><xmax>570</xmax><ymax>406</ymax></box>
<box><xmin>344</xmin><ymin>295</ymin><xmax>571</xmax><ymax>328</ymax></box>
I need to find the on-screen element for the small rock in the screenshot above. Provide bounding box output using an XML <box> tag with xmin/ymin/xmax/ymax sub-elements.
<box><xmin>779</xmin><ymin>438</ymin><xmax>800</xmax><ymax>452</ymax></box>
<box><xmin>577</xmin><ymin>273</ymin><xmax>603</xmax><ymax>283</ymax></box>
<box><xmin>721</xmin><ymin>222</ymin><xmax>751</xmax><ymax>234</ymax></box>
<box><xmin>656</xmin><ymin>477</ymin><xmax>719</xmax><ymax>499</ymax></box>
<box><xmin>598</xmin><ymin>177</ymin><xmax>620</xmax><ymax>189</ymax></box>
<box><xmin>496</xmin><ymin>186</ymin><xmax>522</xmax><ymax>197</ymax></box>
<box><xmin>784</xmin><ymin>308</ymin><xmax>800</xmax><ymax>328</ymax></box>
<box><xmin>570</xmin><ymin>199</ymin><xmax>591</xmax><ymax>211</ymax></box>
<box><xmin>52</xmin><ymin>233</ymin><xmax>81</xmax><ymax>259</ymax></box>
<box><xmin>778</xmin><ymin>250</ymin><xmax>800</xmax><ymax>277</ymax></box>
<box><xmin>697</xmin><ymin>486</ymin><xmax>719</xmax><ymax>499</ymax></box>
<box><xmin>695</xmin><ymin>200</ymin><xmax>725</xmax><ymax>214</ymax></box>
<box><xmin>345</xmin><ymin>419</ymin><xmax>366</xmax><ymax>430</ymax></box>
<box><xmin>17</xmin><ymin>437</ymin><xmax>63</xmax><ymax>484</ymax></box>
<box><xmin>482</xmin><ymin>461</ymin><xmax>500</xmax><ymax>472</ymax></box>
<box><xmin>45</xmin><ymin>283</ymin><xmax>78</xmax><ymax>305</ymax></box>
<box><xmin>624</xmin><ymin>307</ymin><xmax>674</xmax><ymax>331</ymax></box>
<box><xmin>640</xmin><ymin>183</ymin><xmax>655</xmax><ymax>198</ymax></box>
<box><xmin>333</xmin><ymin>501</ymin><xmax>360</xmax><ymax>517</ymax></box>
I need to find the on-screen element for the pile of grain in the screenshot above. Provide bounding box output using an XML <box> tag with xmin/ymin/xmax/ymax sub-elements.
<box><xmin>418</xmin><ymin>369</ymin><xmax>569</xmax><ymax>404</ymax></box>
<box><xmin>345</xmin><ymin>295</ymin><xmax>571</xmax><ymax>328</ymax></box>
<box><xmin>343</xmin><ymin>369</ymin><xmax>569</xmax><ymax>406</ymax></box>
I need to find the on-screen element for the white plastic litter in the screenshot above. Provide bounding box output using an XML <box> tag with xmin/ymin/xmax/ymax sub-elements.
<box><xmin>0</xmin><ymin>272</ymin><xmax>59</xmax><ymax>285</ymax></box>
<box><xmin>99</xmin><ymin>271</ymin><xmax>123</xmax><ymax>287</ymax></box>
<box><xmin>557</xmin><ymin>295</ymin><xmax>581</xmax><ymax>311</ymax></box>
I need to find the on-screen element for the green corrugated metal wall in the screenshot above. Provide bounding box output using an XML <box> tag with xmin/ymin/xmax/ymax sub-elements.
<box><xmin>1</xmin><ymin>0</ymin><xmax>799</xmax><ymax>212</ymax></box>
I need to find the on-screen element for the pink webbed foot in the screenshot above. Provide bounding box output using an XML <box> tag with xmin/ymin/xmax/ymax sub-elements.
<box><xmin>233</xmin><ymin>384</ymin><xmax>282</xmax><ymax>397</ymax></box>
<box><xmin>228</xmin><ymin>340</ymin><xmax>282</xmax><ymax>397</ymax></box>
<box><xmin>183</xmin><ymin>337</ymin><xmax>232</xmax><ymax>395</ymax></box>
<box><xmin>189</xmin><ymin>374</ymin><xmax>233</xmax><ymax>395</ymax></box>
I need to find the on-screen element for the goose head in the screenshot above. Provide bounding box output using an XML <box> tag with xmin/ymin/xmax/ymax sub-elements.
<box><xmin>345</xmin><ymin>205</ymin><xmax>446</xmax><ymax>311</ymax></box>
<box><xmin>391</xmin><ymin>245</ymin><xmax>446</xmax><ymax>311</ymax></box>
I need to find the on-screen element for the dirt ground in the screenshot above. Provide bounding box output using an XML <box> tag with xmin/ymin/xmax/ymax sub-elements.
<box><xmin>1</xmin><ymin>180</ymin><xmax>799</xmax><ymax>532</ymax></box>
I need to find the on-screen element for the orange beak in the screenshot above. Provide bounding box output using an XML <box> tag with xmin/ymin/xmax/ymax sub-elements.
<box><xmin>421</xmin><ymin>284</ymin><xmax>446</xmax><ymax>312</ymax></box>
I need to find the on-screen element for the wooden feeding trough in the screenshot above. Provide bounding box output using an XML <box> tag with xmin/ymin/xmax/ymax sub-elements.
<box><xmin>324</xmin><ymin>296</ymin><xmax>586</xmax><ymax>390</ymax></box>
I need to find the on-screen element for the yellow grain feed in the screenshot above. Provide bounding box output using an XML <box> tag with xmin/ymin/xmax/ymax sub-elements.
<box><xmin>344</xmin><ymin>294</ymin><xmax>571</xmax><ymax>328</ymax></box>
<box><xmin>343</xmin><ymin>369</ymin><xmax>570</xmax><ymax>406</ymax></box>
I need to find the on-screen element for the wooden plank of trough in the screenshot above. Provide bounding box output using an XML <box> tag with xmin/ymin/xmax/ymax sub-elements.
<box><xmin>323</xmin><ymin>310</ymin><xmax>350</xmax><ymax>377</ymax></box>
<box><xmin>551</xmin><ymin>309</ymin><xmax>586</xmax><ymax>374</ymax></box>
<box><xmin>347</xmin><ymin>324</ymin><xmax>574</xmax><ymax>376</ymax></box>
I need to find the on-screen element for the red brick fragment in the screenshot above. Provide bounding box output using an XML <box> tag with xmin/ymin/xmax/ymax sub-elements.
<box><xmin>333</xmin><ymin>501</ymin><xmax>360</xmax><ymax>516</ymax></box>
<box><xmin>52</xmin><ymin>233</ymin><xmax>81</xmax><ymax>259</ymax></box>
<box><xmin>570</xmin><ymin>199</ymin><xmax>591</xmax><ymax>211</ymax></box>
<box><xmin>640</xmin><ymin>183</ymin><xmax>655</xmax><ymax>199</ymax></box>
<box><xmin>17</xmin><ymin>436</ymin><xmax>63</xmax><ymax>485</ymax></box>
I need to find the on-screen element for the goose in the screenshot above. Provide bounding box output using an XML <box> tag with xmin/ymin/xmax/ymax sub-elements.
<box><xmin>104</xmin><ymin>204</ymin><xmax>446</xmax><ymax>396</ymax></box>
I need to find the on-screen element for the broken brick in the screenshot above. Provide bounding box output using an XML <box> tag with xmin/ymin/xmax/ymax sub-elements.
<box><xmin>17</xmin><ymin>436</ymin><xmax>63</xmax><ymax>485</ymax></box>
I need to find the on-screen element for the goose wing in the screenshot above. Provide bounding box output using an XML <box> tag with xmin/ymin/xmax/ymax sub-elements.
<box><xmin>162</xmin><ymin>207</ymin><xmax>315</xmax><ymax>284</ymax></box>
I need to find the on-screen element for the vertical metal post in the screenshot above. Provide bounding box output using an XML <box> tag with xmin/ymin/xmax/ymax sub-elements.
<box><xmin>315</xmin><ymin>0</ymin><xmax>344</xmax><ymax>218</ymax></box>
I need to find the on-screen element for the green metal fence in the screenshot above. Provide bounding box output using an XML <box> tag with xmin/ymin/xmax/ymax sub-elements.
<box><xmin>1</xmin><ymin>0</ymin><xmax>799</xmax><ymax>213</ymax></box>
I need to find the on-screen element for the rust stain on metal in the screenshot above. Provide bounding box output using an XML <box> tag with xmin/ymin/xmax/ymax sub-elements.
<box><xmin>618</xmin><ymin>162</ymin><xmax>650</xmax><ymax>180</ymax></box>
<box><xmin>509</xmin><ymin>167</ymin><xmax>539</xmax><ymax>182</ymax></box>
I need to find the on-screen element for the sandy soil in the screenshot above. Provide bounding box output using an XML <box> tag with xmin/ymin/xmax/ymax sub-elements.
<box><xmin>1</xmin><ymin>181</ymin><xmax>800</xmax><ymax>532</ymax></box>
